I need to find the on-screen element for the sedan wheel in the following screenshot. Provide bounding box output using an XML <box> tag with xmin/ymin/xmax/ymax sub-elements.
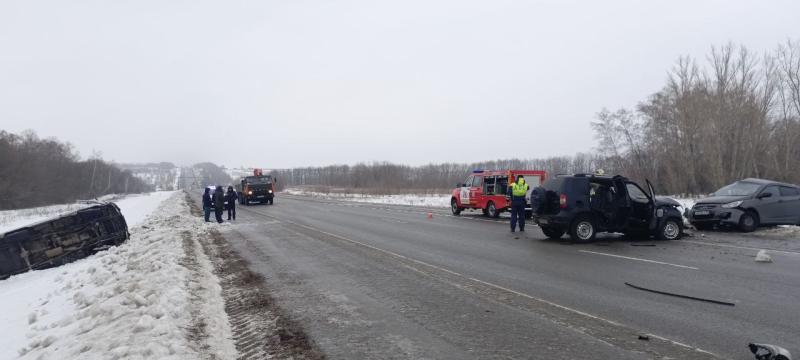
<box><xmin>738</xmin><ymin>211</ymin><xmax>759</xmax><ymax>232</ymax></box>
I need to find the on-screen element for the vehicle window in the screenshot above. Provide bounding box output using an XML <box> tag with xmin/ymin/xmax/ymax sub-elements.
<box><xmin>626</xmin><ymin>183</ymin><xmax>650</xmax><ymax>203</ymax></box>
<box><xmin>714</xmin><ymin>181</ymin><xmax>760</xmax><ymax>196</ymax></box>
<box><xmin>543</xmin><ymin>177</ymin><xmax>564</xmax><ymax>191</ymax></box>
<box><xmin>464</xmin><ymin>176</ymin><xmax>474</xmax><ymax>187</ymax></box>
<box><xmin>779</xmin><ymin>186</ymin><xmax>800</xmax><ymax>196</ymax></box>
<box><xmin>761</xmin><ymin>185</ymin><xmax>780</xmax><ymax>197</ymax></box>
<box><xmin>472</xmin><ymin>176</ymin><xmax>483</xmax><ymax>187</ymax></box>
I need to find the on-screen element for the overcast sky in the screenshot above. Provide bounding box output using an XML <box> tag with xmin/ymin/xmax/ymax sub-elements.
<box><xmin>1</xmin><ymin>1</ymin><xmax>798</xmax><ymax>168</ymax></box>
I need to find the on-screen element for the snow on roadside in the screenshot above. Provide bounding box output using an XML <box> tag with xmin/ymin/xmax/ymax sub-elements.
<box><xmin>0</xmin><ymin>191</ymin><xmax>237</xmax><ymax>360</ymax></box>
<box><xmin>284</xmin><ymin>188</ymin><xmax>451</xmax><ymax>207</ymax></box>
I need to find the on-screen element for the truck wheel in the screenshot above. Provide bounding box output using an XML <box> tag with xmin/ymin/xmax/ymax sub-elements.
<box><xmin>451</xmin><ymin>199</ymin><xmax>462</xmax><ymax>216</ymax></box>
<box><xmin>570</xmin><ymin>215</ymin><xmax>596</xmax><ymax>243</ymax></box>
<box><xmin>738</xmin><ymin>211</ymin><xmax>759</xmax><ymax>232</ymax></box>
<box><xmin>541</xmin><ymin>226</ymin><xmax>565</xmax><ymax>239</ymax></box>
<box><xmin>486</xmin><ymin>201</ymin><xmax>499</xmax><ymax>218</ymax></box>
<box><xmin>657</xmin><ymin>218</ymin><xmax>682</xmax><ymax>240</ymax></box>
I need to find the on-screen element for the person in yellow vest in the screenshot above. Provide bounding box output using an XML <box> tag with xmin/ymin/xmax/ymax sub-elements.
<box><xmin>508</xmin><ymin>175</ymin><xmax>530</xmax><ymax>232</ymax></box>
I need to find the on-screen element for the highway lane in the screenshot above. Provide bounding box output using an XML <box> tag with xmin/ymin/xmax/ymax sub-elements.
<box><xmin>221</xmin><ymin>195</ymin><xmax>800</xmax><ymax>359</ymax></box>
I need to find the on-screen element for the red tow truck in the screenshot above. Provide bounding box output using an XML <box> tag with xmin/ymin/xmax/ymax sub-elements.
<box><xmin>450</xmin><ymin>169</ymin><xmax>547</xmax><ymax>218</ymax></box>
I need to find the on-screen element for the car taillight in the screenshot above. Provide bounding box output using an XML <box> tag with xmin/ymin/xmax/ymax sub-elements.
<box><xmin>559</xmin><ymin>194</ymin><xmax>567</xmax><ymax>208</ymax></box>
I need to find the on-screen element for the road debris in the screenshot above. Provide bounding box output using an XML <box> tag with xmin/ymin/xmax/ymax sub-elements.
<box><xmin>749</xmin><ymin>342</ymin><xmax>792</xmax><ymax>360</ymax></box>
<box><xmin>755</xmin><ymin>250</ymin><xmax>773</xmax><ymax>263</ymax></box>
<box><xmin>625</xmin><ymin>282</ymin><xmax>736</xmax><ymax>306</ymax></box>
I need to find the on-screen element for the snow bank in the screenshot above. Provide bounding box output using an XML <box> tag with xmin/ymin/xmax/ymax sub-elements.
<box><xmin>0</xmin><ymin>191</ymin><xmax>236</xmax><ymax>360</ymax></box>
<box><xmin>284</xmin><ymin>188</ymin><xmax>451</xmax><ymax>207</ymax></box>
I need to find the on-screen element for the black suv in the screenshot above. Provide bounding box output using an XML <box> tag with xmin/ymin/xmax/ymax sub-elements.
<box><xmin>532</xmin><ymin>174</ymin><xmax>683</xmax><ymax>242</ymax></box>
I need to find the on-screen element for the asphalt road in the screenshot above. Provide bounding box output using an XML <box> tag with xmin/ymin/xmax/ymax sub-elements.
<box><xmin>220</xmin><ymin>195</ymin><xmax>800</xmax><ymax>359</ymax></box>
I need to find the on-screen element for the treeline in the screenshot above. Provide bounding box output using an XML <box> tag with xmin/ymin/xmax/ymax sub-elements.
<box><xmin>270</xmin><ymin>155</ymin><xmax>604</xmax><ymax>194</ymax></box>
<box><xmin>194</xmin><ymin>162</ymin><xmax>233</xmax><ymax>188</ymax></box>
<box><xmin>593</xmin><ymin>40</ymin><xmax>800</xmax><ymax>194</ymax></box>
<box><xmin>0</xmin><ymin>130</ymin><xmax>152</xmax><ymax>210</ymax></box>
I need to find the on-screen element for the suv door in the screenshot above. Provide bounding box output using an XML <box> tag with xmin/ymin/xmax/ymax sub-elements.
<box><xmin>756</xmin><ymin>185</ymin><xmax>781</xmax><ymax>224</ymax></box>
<box><xmin>624</xmin><ymin>181</ymin><xmax>653</xmax><ymax>231</ymax></box>
<box><xmin>645</xmin><ymin>180</ymin><xmax>658</xmax><ymax>230</ymax></box>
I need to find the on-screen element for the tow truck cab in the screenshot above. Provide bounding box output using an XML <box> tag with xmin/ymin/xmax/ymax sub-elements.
<box><xmin>238</xmin><ymin>168</ymin><xmax>276</xmax><ymax>205</ymax></box>
<box><xmin>451</xmin><ymin>170</ymin><xmax>547</xmax><ymax>218</ymax></box>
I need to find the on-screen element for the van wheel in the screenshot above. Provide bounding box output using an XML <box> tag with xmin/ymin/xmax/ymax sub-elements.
<box><xmin>541</xmin><ymin>226</ymin><xmax>565</xmax><ymax>239</ymax></box>
<box><xmin>739</xmin><ymin>211</ymin><xmax>759</xmax><ymax>232</ymax></box>
<box><xmin>486</xmin><ymin>201</ymin><xmax>499</xmax><ymax>218</ymax></box>
<box><xmin>657</xmin><ymin>218</ymin><xmax>682</xmax><ymax>240</ymax></box>
<box><xmin>570</xmin><ymin>215</ymin><xmax>596</xmax><ymax>243</ymax></box>
<box><xmin>451</xmin><ymin>199</ymin><xmax>462</xmax><ymax>216</ymax></box>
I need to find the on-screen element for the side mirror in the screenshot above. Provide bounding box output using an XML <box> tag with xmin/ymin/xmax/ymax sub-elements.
<box><xmin>758</xmin><ymin>192</ymin><xmax>772</xmax><ymax>199</ymax></box>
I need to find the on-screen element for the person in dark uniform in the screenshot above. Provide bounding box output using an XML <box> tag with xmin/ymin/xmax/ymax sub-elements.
<box><xmin>508</xmin><ymin>175</ymin><xmax>529</xmax><ymax>232</ymax></box>
<box><xmin>213</xmin><ymin>186</ymin><xmax>225</xmax><ymax>223</ymax></box>
<box><xmin>225</xmin><ymin>186</ymin><xmax>238</xmax><ymax>221</ymax></box>
<box><xmin>202</xmin><ymin>187</ymin><xmax>212</xmax><ymax>222</ymax></box>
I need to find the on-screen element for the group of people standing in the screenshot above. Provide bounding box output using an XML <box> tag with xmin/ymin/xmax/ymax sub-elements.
<box><xmin>203</xmin><ymin>186</ymin><xmax>238</xmax><ymax>223</ymax></box>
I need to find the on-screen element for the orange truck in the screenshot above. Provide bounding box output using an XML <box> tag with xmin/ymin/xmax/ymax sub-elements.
<box><xmin>450</xmin><ymin>169</ymin><xmax>547</xmax><ymax>218</ymax></box>
<box><xmin>238</xmin><ymin>168</ymin><xmax>276</xmax><ymax>205</ymax></box>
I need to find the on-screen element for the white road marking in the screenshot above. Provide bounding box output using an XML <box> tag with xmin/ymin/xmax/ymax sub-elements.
<box><xmin>680</xmin><ymin>240</ymin><xmax>800</xmax><ymax>256</ymax></box>
<box><xmin>646</xmin><ymin>333</ymin><xmax>718</xmax><ymax>355</ymax></box>
<box><xmin>578</xmin><ymin>250</ymin><xmax>699</xmax><ymax>270</ymax></box>
<box><xmin>249</xmin><ymin>210</ymin><xmax>717</xmax><ymax>357</ymax></box>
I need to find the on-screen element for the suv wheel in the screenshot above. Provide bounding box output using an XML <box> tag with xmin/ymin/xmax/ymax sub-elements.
<box><xmin>451</xmin><ymin>199</ymin><xmax>462</xmax><ymax>216</ymax></box>
<box><xmin>541</xmin><ymin>226</ymin><xmax>565</xmax><ymax>239</ymax></box>
<box><xmin>658</xmin><ymin>218</ymin><xmax>682</xmax><ymax>240</ymax></box>
<box><xmin>739</xmin><ymin>211</ymin><xmax>759</xmax><ymax>232</ymax></box>
<box><xmin>486</xmin><ymin>201</ymin><xmax>499</xmax><ymax>218</ymax></box>
<box><xmin>570</xmin><ymin>215</ymin><xmax>597</xmax><ymax>243</ymax></box>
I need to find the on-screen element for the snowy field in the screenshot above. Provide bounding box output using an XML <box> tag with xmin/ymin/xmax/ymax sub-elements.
<box><xmin>0</xmin><ymin>191</ymin><xmax>236</xmax><ymax>360</ymax></box>
<box><xmin>284</xmin><ymin>188</ymin><xmax>451</xmax><ymax>207</ymax></box>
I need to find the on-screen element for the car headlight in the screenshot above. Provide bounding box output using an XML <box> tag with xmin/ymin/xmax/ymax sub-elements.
<box><xmin>248</xmin><ymin>191</ymin><xmax>253</xmax><ymax>195</ymax></box>
<box><xmin>268</xmin><ymin>190</ymin><xmax>273</xmax><ymax>193</ymax></box>
<box><xmin>721</xmin><ymin>200</ymin><xmax>743</xmax><ymax>208</ymax></box>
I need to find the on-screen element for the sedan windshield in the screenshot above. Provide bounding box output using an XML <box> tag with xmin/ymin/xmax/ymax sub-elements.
<box><xmin>713</xmin><ymin>181</ymin><xmax>760</xmax><ymax>196</ymax></box>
